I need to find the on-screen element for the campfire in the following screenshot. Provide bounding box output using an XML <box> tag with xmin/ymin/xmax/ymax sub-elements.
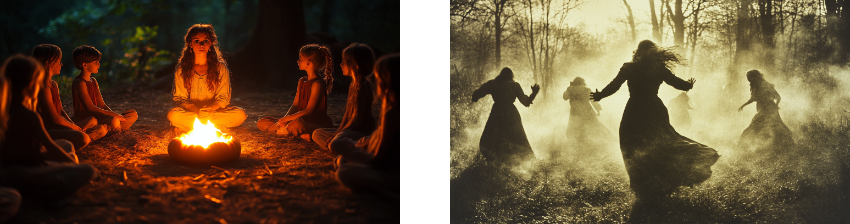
<box><xmin>168</xmin><ymin>118</ymin><xmax>241</xmax><ymax>165</ymax></box>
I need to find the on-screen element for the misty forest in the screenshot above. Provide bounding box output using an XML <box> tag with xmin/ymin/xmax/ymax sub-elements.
<box><xmin>451</xmin><ymin>0</ymin><xmax>850</xmax><ymax>223</ymax></box>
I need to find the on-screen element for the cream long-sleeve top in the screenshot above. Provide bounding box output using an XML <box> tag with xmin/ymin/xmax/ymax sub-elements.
<box><xmin>172</xmin><ymin>65</ymin><xmax>232</xmax><ymax>108</ymax></box>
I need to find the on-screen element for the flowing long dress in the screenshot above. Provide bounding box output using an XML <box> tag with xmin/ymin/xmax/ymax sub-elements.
<box><xmin>594</xmin><ymin>62</ymin><xmax>720</xmax><ymax>197</ymax></box>
<box><xmin>472</xmin><ymin>79</ymin><xmax>536</xmax><ymax>165</ymax></box>
<box><xmin>737</xmin><ymin>82</ymin><xmax>794</xmax><ymax>153</ymax></box>
<box><xmin>563</xmin><ymin>86</ymin><xmax>615</xmax><ymax>155</ymax></box>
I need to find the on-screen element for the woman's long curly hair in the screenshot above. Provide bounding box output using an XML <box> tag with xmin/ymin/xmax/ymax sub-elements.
<box><xmin>746</xmin><ymin>69</ymin><xmax>772</xmax><ymax>93</ymax></box>
<box><xmin>632</xmin><ymin>40</ymin><xmax>687</xmax><ymax>70</ymax></box>
<box><xmin>300</xmin><ymin>44</ymin><xmax>334</xmax><ymax>94</ymax></box>
<box><xmin>177</xmin><ymin>24</ymin><xmax>227</xmax><ymax>92</ymax></box>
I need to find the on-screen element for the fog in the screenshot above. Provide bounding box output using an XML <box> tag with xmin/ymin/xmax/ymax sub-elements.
<box><xmin>451</xmin><ymin>1</ymin><xmax>850</xmax><ymax>221</ymax></box>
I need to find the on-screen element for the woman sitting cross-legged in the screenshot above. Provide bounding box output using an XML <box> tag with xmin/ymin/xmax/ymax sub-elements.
<box><xmin>167</xmin><ymin>24</ymin><xmax>246</xmax><ymax>132</ymax></box>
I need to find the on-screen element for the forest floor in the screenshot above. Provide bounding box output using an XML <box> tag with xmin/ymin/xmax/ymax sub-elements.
<box><xmin>450</xmin><ymin>118</ymin><xmax>850</xmax><ymax>223</ymax></box>
<box><xmin>9</xmin><ymin>84</ymin><xmax>395</xmax><ymax>224</ymax></box>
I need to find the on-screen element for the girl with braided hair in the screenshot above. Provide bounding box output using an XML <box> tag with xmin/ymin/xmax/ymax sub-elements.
<box><xmin>257</xmin><ymin>44</ymin><xmax>334</xmax><ymax>141</ymax></box>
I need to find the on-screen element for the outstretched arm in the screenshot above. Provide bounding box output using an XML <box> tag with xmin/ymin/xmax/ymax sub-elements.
<box><xmin>591</xmin><ymin>64</ymin><xmax>629</xmax><ymax>101</ymax></box>
<box><xmin>661</xmin><ymin>68</ymin><xmax>694</xmax><ymax>91</ymax></box>
<box><xmin>739</xmin><ymin>97</ymin><xmax>755</xmax><ymax>111</ymax></box>
<box><xmin>471</xmin><ymin>82</ymin><xmax>489</xmax><ymax>103</ymax></box>
<box><xmin>517</xmin><ymin>83</ymin><xmax>540</xmax><ymax>107</ymax></box>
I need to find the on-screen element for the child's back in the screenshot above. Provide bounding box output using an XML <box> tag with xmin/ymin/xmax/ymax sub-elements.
<box><xmin>1</xmin><ymin>106</ymin><xmax>45</xmax><ymax>167</ymax></box>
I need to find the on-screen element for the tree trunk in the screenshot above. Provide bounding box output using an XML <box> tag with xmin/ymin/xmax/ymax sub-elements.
<box><xmin>624</xmin><ymin>0</ymin><xmax>637</xmax><ymax>42</ymax></box>
<box><xmin>689</xmin><ymin>0</ymin><xmax>704</xmax><ymax>65</ymax></box>
<box><xmin>650</xmin><ymin>0</ymin><xmax>661</xmax><ymax>42</ymax></box>
<box><xmin>495</xmin><ymin>0</ymin><xmax>508</xmax><ymax>67</ymax></box>
<box><xmin>228</xmin><ymin>0</ymin><xmax>309</xmax><ymax>89</ymax></box>
<box><xmin>730</xmin><ymin>0</ymin><xmax>753</xmax><ymax>94</ymax></box>
<box><xmin>673</xmin><ymin>0</ymin><xmax>684</xmax><ymax>48</ymax></box>
<box><xmin>527</xmin><ymin>0</ymin><xmax>537</xmax><ymax>83</ymax></box>
<box><xmin>826</xmin><ymin>0</ymin><xmax>850</xmax><ymax>63</ymax></box>
<box><xmin>758</xmin><ymin>0</ymin><xmax>774</xmax><ymax>69</ymax></box>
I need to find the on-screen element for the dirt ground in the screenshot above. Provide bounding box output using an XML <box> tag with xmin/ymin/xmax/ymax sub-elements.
<box><xmin>10</xmin><ymin>84</ymin><xmax>395</xmax><ymax>224</ymax></box>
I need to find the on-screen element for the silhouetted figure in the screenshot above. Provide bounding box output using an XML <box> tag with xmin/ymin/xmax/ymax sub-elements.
<box><xmin>472</xmin><ymin>67</ymin><xmax>539</xmax><ymax>166</ymax></box>
<box><xmin>563</xmin><ymin>77</ymin><xmax>614</xmax><ymax>157</ymax></box>
<box><xmin>591</xmin><ymin>40</ymin><xmax>719</xmax><ymax>212</ymax></box>
<box><xmin>737</xmin><ymin>70</ymin><xmax>794</xmax><ymax>153</ymax></box>
<box><xmin>668</xmin><ymin>92</ymin><xmax>693</xmax><ymax>132</ymax></box>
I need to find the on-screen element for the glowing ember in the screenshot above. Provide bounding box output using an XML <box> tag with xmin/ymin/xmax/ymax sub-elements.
<box><xmin>177</xmin><ymin>118</ymin><xmax>233</xmax><ymax>149</ymax></box>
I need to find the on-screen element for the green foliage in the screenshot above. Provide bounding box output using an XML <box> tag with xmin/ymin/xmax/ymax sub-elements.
<box><xmin>53</xmin><ymin>75</ymin><xmax>76</xmax><ymax>100</ymax></box>
<box><xmin>13</xmin><ymin>0</ymin><xmax>258</xmax><ymax>87</ymax></box>
<box><xmin>111</xmin><ymin>25</ymin><xmax>172</xmax><ymax>82</ymax></box>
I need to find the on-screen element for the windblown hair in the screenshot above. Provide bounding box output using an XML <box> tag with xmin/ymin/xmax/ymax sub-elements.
<box><xmin>177</xmin><ymin>24</ymin><xmax>227</xmax><ymax>92</ymax></box>
<box><xmin>570</xmin><ymin>77</ymin><xmax>586</xmax><ymax>86</ymax></box>
<box><xmin>342</xmin><ymin>43</ymin><xmax>376</xmax><ymax>80</ymax></box>
<box><xmin>495</xmin><ymin>67</ymin><xmax>514</xmax><ymax>81</ymax></box>
<box><xmin>72</xmin><ymin>45</ymin><xmax>102</xmax><ymax>70</ymax></box>
<box><xmin>1</xmin><ymin>54</ymin><xmax>45</xmax><ymax>111</ymax></box>
<box><xmin>31</xmin><ymin>44</ymin><xmax>61</xmax><ymax>75</ymax></box>
<box><xmin>747</xmin><ymin>69</ymin><xmax>772</xmax><ymax>93</ymax></box>
<box><xmin>632</xmin><ymin>40</ymin><xmax>687</xmax><ymax>70</ymax></box>
<box><xmin>300</xmin><ymin>44</ymin><xmax>334</xmax><ymax>94</ymax></box>
<box><xmin>374</xmin><ymin>54</ymin><xmax>399</xmax><ymax>108</ymax></box>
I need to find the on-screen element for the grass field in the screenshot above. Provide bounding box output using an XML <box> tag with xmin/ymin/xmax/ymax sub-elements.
<box><xmin>451</xmin><ymin>107</ymin><xmax>850</xmax><ymax>223</ymax></box>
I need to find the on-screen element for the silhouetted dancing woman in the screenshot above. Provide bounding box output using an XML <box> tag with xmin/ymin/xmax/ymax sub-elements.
<box><xmin>737</xmin><ymin>70</ymin><xmax>794</xmax><ymax>153</ymax></box>
<box><xmin>590</xmin><ymin>40</ymin><xmax>719</xmax><ymax>199</ymax></box>
<box><xmin>472</xmin><ymin>67</ymin><xmax>539</xmax><ymax>166</ymax></box>
<box><xmin>563</xmin><ymin>77</ymin><xmax>614</xmax><ymax>155</ymax></box>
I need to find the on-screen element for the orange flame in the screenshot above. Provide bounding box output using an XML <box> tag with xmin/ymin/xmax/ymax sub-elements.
<box><xmin>177</xmin><ymin>118</ymin><xmax>232</xmax><ymax>149</ymax></box>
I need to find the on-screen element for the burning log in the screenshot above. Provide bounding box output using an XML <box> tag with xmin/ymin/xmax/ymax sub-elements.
<box><xmin>168</xmin><ymin>118</ymin><xmax>241</xmax><ymax>165</ymax></box>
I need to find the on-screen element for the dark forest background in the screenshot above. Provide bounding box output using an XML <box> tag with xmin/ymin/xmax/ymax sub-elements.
<box><xmin>0</xmin><ymin>0</ymin><xmax>399</xmax><ymax>92</ymax></box>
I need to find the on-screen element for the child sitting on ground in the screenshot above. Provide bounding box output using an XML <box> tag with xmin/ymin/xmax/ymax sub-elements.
<box><xmin>257</xmin><ymin>44</ymin><xmax>334</xmax><ymax>141</ymax></box>
<box><xmin>71</xmin><ymin>45</ymin><xmax>137</xmax><ymax>133</ymax></box>
<box><xmin>31</xmin><ymin>44</ymin><xmax>104</xmax><ymax>150</ymax></box>
<box><xmin>1</xmin><ymin>54</ymin><xmax>82</xmax><ymax>167</ymax></box>
<box><xmin>312</xmin><ymin>43</ymin><xmax>377</xmax><ymax>152</ymax></box>
<box><xmin>331</xmin><ymin>54</ymin><xmax>399</xmax><ymax>200</ymax></box>
<box><xmin>0</xmin><ymin>55</ymin><xmax>97</xmax><ymax>212</ymax></box>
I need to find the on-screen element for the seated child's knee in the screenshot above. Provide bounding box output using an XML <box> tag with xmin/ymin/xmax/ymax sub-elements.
<box><xmin>329</xmin><ymin>140</ymin><xmax>350</xmax><ymax>155</ymax></box>
<box><xmin>54</xmin><ymin>139</ymin><xmax>75</xmax><ymax>154</ymax></box>
<box><xmin>78</xmin><ymin>133</ymin><xmax>91</xmax><ymax>147</ymax></box>
<box><xmin>109</xmin><ymin>117</ymin><xmax>121</xmax><ymax>130</ymax></box>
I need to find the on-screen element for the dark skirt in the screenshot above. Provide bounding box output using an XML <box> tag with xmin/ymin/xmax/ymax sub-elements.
<box><xmin>479</xmin><ymin>102</ymin><xmax>535</xmax><ymax>165</ymax></box>
<box><xmin>619</xmin><ymin>96</ymin><xmax>719</xmax><ymax>198</ymax></box>
<box><xmin>737</xmin><ymin>102</ymin><xmax>794</xmax><ymax>153</ymax></box>
<box><xmin>566</xmin><ymin>102</ymin><xmax>615</xmax><ymax>156</ymax></box>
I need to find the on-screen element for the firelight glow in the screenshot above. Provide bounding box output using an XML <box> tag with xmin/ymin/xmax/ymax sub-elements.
<box><xmin>177</xmin><ymin>117</ymin><xmax>233</xmax><ymax>149</ymax></box>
